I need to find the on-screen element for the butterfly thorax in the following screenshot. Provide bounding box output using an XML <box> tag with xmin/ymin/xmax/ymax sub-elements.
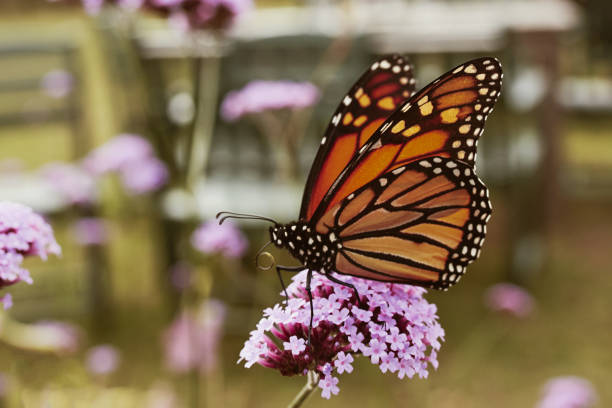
<box><xmin>269</xmin><ymin>221</ymin><xmax>339</xmax><ymax>273</ymax></box>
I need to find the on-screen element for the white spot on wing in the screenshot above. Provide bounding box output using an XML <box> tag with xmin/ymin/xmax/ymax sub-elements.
<box><xmin>464</xmin><ymin>64</ymin><xmax>477</xmax><ymax>74</ymax></box>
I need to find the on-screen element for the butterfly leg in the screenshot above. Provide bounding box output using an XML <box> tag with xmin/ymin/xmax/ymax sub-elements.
<box><xmin>275</xmin><ymin>265</ymin><xmax>303</xmax><ymax>304</ymax></box>
<box><xmin>324</xmin><ymin>272</ymin><xmax>367</xmax><ymax>309</ymax></box>
<box><xmin>305</xmin><ymin>269</ymin><xmax>314</xmax><ymax>348</ymax></box>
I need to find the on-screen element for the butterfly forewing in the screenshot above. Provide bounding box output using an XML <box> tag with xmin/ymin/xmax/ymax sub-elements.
<box><xmin>317</xmin><ymin>156</ymin><xmax>492</xmax><ymax>288</ymax></box>
<box><xmin>300</xmin><ymin>54</ymin><xmax>417</xmax><ymax>221</ymax></box>
<box><xmin>312</xmin><ymin>57</ymin><xmax>502</xmax><ymax>221</ymax></box>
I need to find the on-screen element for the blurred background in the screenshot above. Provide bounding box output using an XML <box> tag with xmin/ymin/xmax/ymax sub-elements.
<box><xmin>0</xmin><ymin>0</ymin><xmax>610</xmax><ymax>406</ymax></box>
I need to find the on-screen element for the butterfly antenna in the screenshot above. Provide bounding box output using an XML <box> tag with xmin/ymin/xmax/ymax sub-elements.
<box><xmin>216</xmin><ymin>211</ymin><xmax>278</xmax><ymax>226</ymax></box>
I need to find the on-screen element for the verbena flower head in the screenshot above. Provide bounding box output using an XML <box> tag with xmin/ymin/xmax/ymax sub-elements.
<box><xmin>72</xmin><ymin>217</ymin><xmax>108</xmax><ymax>246</ymax></box>
<box><xmin>163</xmin><ymin>299</ymin><xmax>226</xmax><ymax>373</ymax></box>
<box><xmin>537</xmin><ymin>376</ymin><xmax>597</xmax><ymax>408</ymax></box>
<box><xmin>83</xmin><ymin>134</ymin><xmax>168</xmax><ymax>194</ymax></box>
<box><xmin>484</xmin><ymin>282</ymin><xmax>535</xmax><ymax>318</ymax></box>
<box><xmin>148</xmin><ymin>0</ymin><xmax>253</xmax><ymax>31</ymax></box>
<box><xmin>81</xmin><ymin>0</ymin><xmax>105</xmax><ymax>14</ymax></box>
<box><xmin>239</xmin><ymin>270</ymin><xmax>444</xmax><ymax>399</ymax></box>
<box><xmin>83</xmin><ymin>134</ymin><xmax>154</xmax><ymax>176</ymax></box>
<box><xmin>0</xmin><ymin>202</ymin><xmax>61</xmax><ymax>307</ymax></box>
<box><xmin>220</xmin><ymin>80</ymin><xmax>320</xmax><ymax>122</ymax></box>
<box><xmin>86</xmin><ymin>344</ymin><xmax>121</xmax><ymax>375</ymax></box>
<box><xmin>119</xmin><ymin>157</ymin><xmax>169</xmax><ymax>194</ymax></box>
<box><xmin>40</xmin><ymin>162</ymin><xmax>97</xmax><ymax>206</ymax></box>
<box><xmin>191</xmin><ymin>219</ymin><xmax>248</xmax><ymax>258</ymax></box>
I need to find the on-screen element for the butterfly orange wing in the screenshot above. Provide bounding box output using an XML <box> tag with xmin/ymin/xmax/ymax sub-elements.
<box><xmin>317</xmin><ymin>156</ymin><xmax>491</xmax><ymax>288</ymax></box>
<box><xmin>300</xmin><ymin>54</ymin><xmax>417</xmax><ymax>221</ymax></box>
<box><xmin>310</xmin><ymin>57</ymin><xmax>502</xmax><ymax>222</ymax></box>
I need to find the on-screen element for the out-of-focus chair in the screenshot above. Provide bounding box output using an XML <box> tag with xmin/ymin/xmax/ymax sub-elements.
<box><xmin>0</xmin><ymin>42</ymin><xmax>84</xmax><ymax>212</ymax></box>
<box><xmin>0</xmin><ymin>41</ymin><xmax>111</xmax><ymax>329</ymax></box>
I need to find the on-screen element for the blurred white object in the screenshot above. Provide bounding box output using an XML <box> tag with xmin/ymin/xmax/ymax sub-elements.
<box><xmin>167</xmin><ymin>92</ymin><xmax>195</xmax><ymax>125</ymax></box>
<box><xmin>559</xmin><ymin>77</ymin><xmax>612</xmax><ymax>111</ymax></box>
<box><xmin>0</xmin><ymin>173</ymin><xmax>68</xmax><ymax>214</ymax></box>
<box><xmin>194</xmin><ymin>178</ymin><xmax>302</xmax><ymax>223</ymax></box>
<box><xmin>508</xmin><ymin>129</ymin><xmax>542</xmax><ymax>174</ymax></box>
<box><xmin>508</xmin><ymin>67</ymin><xmax>548</xmax><ymax>112</ymax></box>
<box><xmin>161</xmin><ymin>178</ymin><xmax>301</xmax><ymax>223</ymax></box>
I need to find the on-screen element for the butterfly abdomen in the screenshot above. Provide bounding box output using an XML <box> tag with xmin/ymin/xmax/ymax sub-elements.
<box><xmin>269</xmin><ymin>222</ymin><xmax>339</xmax><ymax>273</ymax></box>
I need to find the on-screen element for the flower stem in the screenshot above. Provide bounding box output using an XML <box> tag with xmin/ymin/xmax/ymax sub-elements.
<box><xmin>287</xmin><ymin>371</ymin><xmax>319</xmax><ymax>408</ymax></box>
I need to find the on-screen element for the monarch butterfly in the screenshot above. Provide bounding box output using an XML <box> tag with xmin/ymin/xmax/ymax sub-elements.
<box><xmin>219</xmin><ymin>54</ymin><xmax>501</xmax><ymax>340</ymax></box>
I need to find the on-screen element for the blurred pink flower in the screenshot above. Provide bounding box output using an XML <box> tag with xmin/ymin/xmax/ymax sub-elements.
<box><xmin>191</xmin><ymin>219</ymin><xmax>247</xmax><ymax>258</ymax></box>
<box><xmin>57</xmin><ymin>0</ymin><xmax>251</xmax><ymax>30</ymax></box>
<box><xmin>40</xmin><ymin>162</ymin><xmax>97</xmax><ymax>205</ymax></box>
<box><xmin>0</xmin><ymin>202</ymin><xmax>61</xmax><ymax>308</ymax></box>
<box><xmin>220</xmin><ymin>80</ymin><xmax>320</xmax><ymax>121</ymax></box>
<box><xmin>0</xmin><ymin>293</ymin><xmax>12</xmax><ymax>310</ymax></box>
<box><xmin>148</xmin><ymin>0</ymin><xmax>184</xmax><ymax>6</ymax></box>
<box><xmin>82</xmin><ymin>0</ymin><xmax>104</xmax><ymax>14</ymax></box>
<box><xmin>163</xmin><ymin>299</ymin><xmax>226</xmax><ymax>373</ymax></box>
<box><xmin>72</xmin><ymin>217</ymin><xmax>108</xmax><ymax>246</ymax></box>
<box><xmin>484</xmin><ymin>283</ymin><xmax>535</xmax><ymax>318</ymax></box>
<box><xmin>239</xmin><ymin>270</ymin><xmax>444</xmax><ymax>399</ymax></box>
<box><xmin>86</xmin><ymin>344</ymin><xmax>121</xmax><ymax>375</ymax></box>
<box><xmin>537</xmin><ymin>376</ymin><xmax>597</xmax><ymax>408</ymax></box>
<box><xmin>31</xmin><ymin>320</ymin><xmax>81</xmax><ymax>354</ymax></box>
<box><xmin>148</xmin><ymin>0</ymin><xmax>252</xmax><ymax>30</ymax></box>
<box><xmin>119</xmin><ymin>157</ymin><xmax>169</xmax><ymax>195</ymax></box>
<box><xmin>83</xmin><ymin>134</ymin><xmax>154</xmax><ymax>176</ymax></box>
<box><xmin>41</xmin><ymin>70</ymin><xmax>74</xmax><ymax>99</ymax></box>
<box><xmin>83</xmin><ymin>134</ymin><xmax>168</xmax><ymax>194</ymax></box>
<box><xmin>170</xmin><ymin>262</ymin><xmax>193</xmax><ymax>291</ymax></box>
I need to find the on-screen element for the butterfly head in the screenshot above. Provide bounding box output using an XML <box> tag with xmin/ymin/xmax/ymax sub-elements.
<box><xmin>269</xmin><ymin>223</ymin><xmax>299</xmax><ymax>249</ymax></box>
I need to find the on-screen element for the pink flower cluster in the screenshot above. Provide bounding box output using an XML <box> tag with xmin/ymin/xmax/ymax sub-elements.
<box><xmin>83</xmin><ymin>134</ymin><xmax>168</xmax><ymax>195</ymax></box>
<box><xmin>153</xmin><ymin>0</ymin><xmax>253</xmax><ymax>31</ymax></box>
<box><xmin>0</xmin><ymin>202</ymin><xmax>61</xmax><ymax>309</ymax></box>
<box><xmin>65</xmin><ymin>0</ymin><xmax>252</xmax><ymax>30</ymax></box>
<box><xmin>71</xmin><ymin>217</ymin><xmax>108</xmax><ymax>246</ymax></box>
<box><xmin>220</xmin><ymin>80</ymin><xmax>320</xmax><ymax>122</ymax></box>
<box><xmin>191</xmin><ymin>219</ymin><xmax>248</xmax><ymax>258</ymax></box>
<box><xmin>163</xmin><ymin>299</ymin><xmax>226</xmax><ymax>373</ymax></box>
<box><xmin>239</xmin><ymin>270</ymin><xmax>444</xmax><ymax>399</ymax></box>
<box><xmin>86</xmin><ymin>344</ymin><xmax>122</xmax><ymax>375</ymax></box>
<box><xmin>484</xmin><ymin>282</ymin><xmax>535</xmax><ymax>318</ymax></box>
<box><xmin>537</xmin><ymin>376</ymin><xmax>597</xmax><ymax>408</ymax></box>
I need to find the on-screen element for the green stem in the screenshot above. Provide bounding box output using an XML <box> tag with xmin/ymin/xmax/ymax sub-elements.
<box><xmin>185</xmin><ymin>49</ymin><xmax>222</xmax><ymax>189</ymax></box>
<box><xmin>287</xmin><ymin>371</ymin><xmax>319</xmax><ymax>408</ymax></box>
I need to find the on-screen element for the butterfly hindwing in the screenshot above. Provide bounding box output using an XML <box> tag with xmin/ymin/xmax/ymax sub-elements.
<box><xmin>316</xmin><ymin>156</ymin><xmax>492</xmax><ymax>289</ymax></box>
<box><xmin>312</xmin><ymin>57</ymin><xmax>502</xmax><ymax>221</ymax></box>
<box><xmin>300</xmin><ymin>54</ymin><xmax>417</xmax><ymax>221</ymax></box>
